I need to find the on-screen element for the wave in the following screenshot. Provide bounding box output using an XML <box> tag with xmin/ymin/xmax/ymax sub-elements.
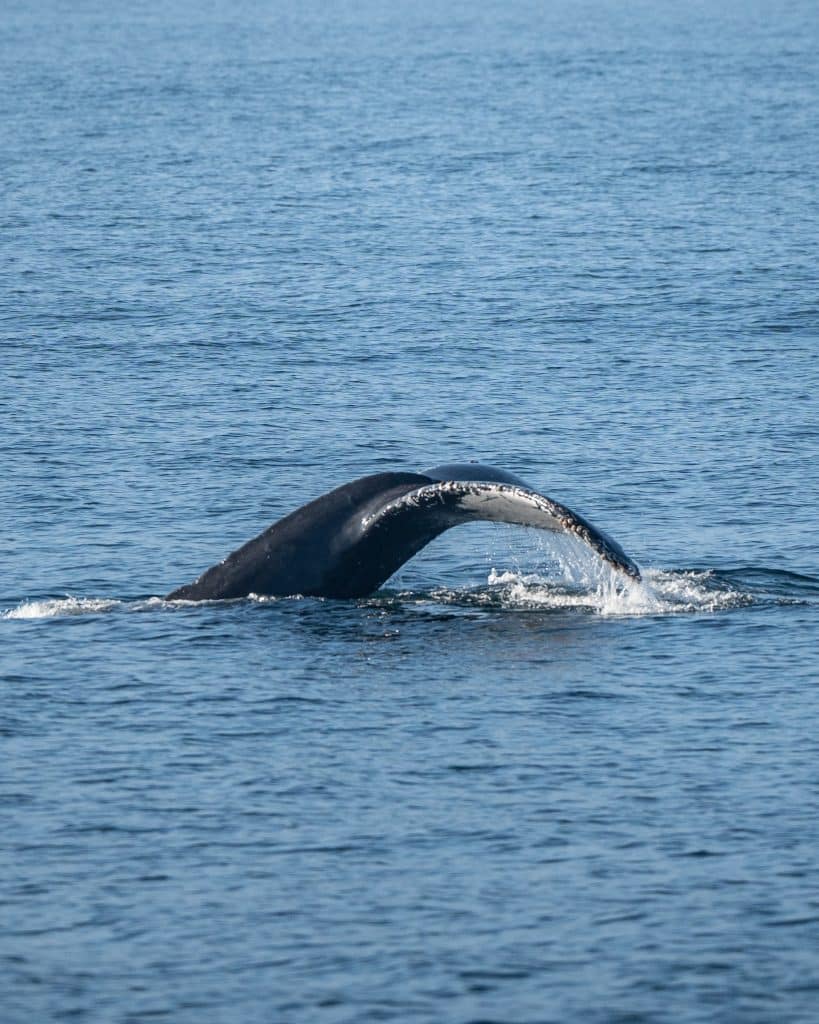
<box><xmin>3</xmin><ymin>596</ymin><xmax>123</xmax><ymax>619</ymax></box>
<box><xmin>2</xmin><ymin>596</ymin><xmax>164</xmax><ymax>620</ymax></box>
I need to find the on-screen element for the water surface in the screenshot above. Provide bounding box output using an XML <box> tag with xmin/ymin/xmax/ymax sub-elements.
<box><xmin>3</xmin><ymin>1</ymin><xmax>819</xmax><ymax>1021</ymax></box>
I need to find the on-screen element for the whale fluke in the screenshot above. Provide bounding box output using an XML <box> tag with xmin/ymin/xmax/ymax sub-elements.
<box><xmin>166</xmin><ymin>465</ymin><xmax>640</xmax><ymax>601</ymax></box>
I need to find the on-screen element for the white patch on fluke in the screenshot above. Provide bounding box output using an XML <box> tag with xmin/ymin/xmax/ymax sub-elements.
<box><xmin>452</xmin><ymin>488</ymin><xmax>564</xmax><ymax>530</ymax></box>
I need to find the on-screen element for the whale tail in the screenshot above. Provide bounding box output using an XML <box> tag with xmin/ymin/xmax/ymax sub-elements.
<box><xmin>166</xmin><ymin>465</ymin><xmax>640</xmax><ymax>601</ymax></box>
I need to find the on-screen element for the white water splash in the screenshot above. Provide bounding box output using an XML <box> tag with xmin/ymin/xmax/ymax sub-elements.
<box><xmin>3</xmin><ymin>596</ymin><xmax>124</xmax><ymax>620</ymax></box>
<box><xmin>1</xmin><ymin>596</ymin><xmax>176</xmax><ymax>620</ymax></box>
<box><xmin>485</xmin><ymin>567</ymin><xmax>748</xmax><ymax>616</ymax></box>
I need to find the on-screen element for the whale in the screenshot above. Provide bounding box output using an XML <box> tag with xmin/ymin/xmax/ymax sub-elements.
<box><xmin>166</xmin><ymin>463</ymin><xmax>640</xmax><ymax>601</ymax></box>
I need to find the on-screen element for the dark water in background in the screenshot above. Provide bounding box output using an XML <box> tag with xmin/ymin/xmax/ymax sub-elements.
<box><xmin>3</xmin><ymin>0</ymin><xmax>819</xmax><ymax>1020</ymax></box>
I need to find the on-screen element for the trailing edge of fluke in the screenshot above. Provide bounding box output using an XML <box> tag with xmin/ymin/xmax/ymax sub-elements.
<box><xmin>166</xmin><ymin>463</ymin><xmax>640</xmax><ymax>601</ymax></box>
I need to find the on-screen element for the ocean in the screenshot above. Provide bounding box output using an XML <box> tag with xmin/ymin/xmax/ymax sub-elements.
<box><xmin>3</xmin><ymin>1</ymin><xmax>819</xmax><ymax>1020</ymax></box>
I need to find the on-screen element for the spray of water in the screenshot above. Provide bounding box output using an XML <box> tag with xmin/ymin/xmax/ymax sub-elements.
<box><xmin>476</xmin><ymin>531</ymin><xmax>747</xmax><ymax>615</ymax></box>
<box><xmin>484</xmin><ymin>567</ymin><xmax>747</xmax><ymax>616</ymax></box>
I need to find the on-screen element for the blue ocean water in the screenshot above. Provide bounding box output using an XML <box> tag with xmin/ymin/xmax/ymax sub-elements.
<box><xmin>3</xmin><ymin>0</ymin><xmax>819</xmax><ymax>1020</ymax></box>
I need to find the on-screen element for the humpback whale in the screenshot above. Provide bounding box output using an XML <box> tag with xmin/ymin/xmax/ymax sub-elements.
<box><xmin>166</xmin><ymin>464</ymin><xmax>640</xmax><ymax>601</ymax></box>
